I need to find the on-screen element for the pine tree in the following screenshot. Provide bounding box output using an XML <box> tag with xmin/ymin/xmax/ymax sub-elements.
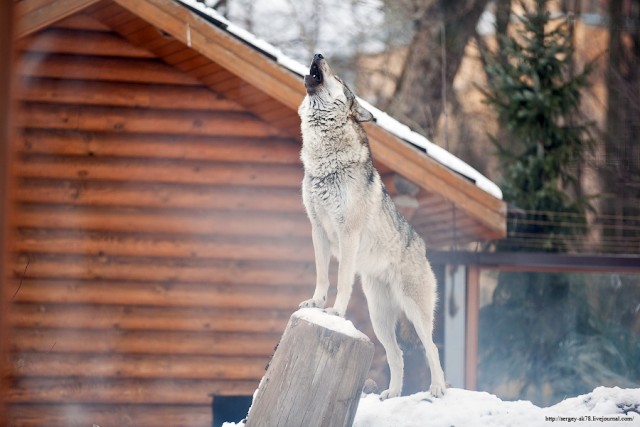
<box><xmin>481</xmin><ymin>0</ymin><xmax>594</xmax><ymax>252</ymax></box>
<box><xmin>474</xmin><ymin>1</ymin><xmax>634</xmax><ymax>406</ymax></box>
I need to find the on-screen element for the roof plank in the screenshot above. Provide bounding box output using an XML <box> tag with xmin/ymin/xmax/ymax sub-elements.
<box><xmin>16</xmin><ymin>0</ymin><xmax>102</xmax><ymax>38</ymax></box>
<box><xmin>50</xmin><ymin>13</ymin><xmax>111</xmax><ymax>31</ymax></box>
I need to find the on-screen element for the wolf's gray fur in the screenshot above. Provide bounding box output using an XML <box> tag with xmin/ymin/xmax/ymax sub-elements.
<box><xmin>297</xmin><ymin>54</ymin><xmax>446</xmax><ymax>399</ymax></box>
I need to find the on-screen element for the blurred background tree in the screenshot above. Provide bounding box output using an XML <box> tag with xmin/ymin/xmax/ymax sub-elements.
<box><xmin>477</xmin><ymin>0</ymin><xmax>637</xmax><ymax>405</ymax></box>
<box><xmin>481</xmin><ymin>0</ymin><xmax>595</xmax><ymax>252</ymax></box>
<box><xmin>380</xmin><ymin>0</ymin><xmax>490</xmax><ymax>138</ymax></box>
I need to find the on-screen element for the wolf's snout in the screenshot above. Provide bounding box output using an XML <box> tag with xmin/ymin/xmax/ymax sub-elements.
<box><xmin>310</xmin><ymin>63</ymin><xmax>322</xmax><ymax>83</ymax></box>
<box><xmin>304</xmin><ymin>53</ymin><xmax>325</xmax><ymax>94</ymax></box>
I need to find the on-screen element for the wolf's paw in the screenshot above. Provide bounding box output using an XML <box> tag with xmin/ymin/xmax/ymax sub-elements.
<box><xmin>429</xmin><ymin>381</ymin><xmax>446</xmax><ymax>398</ymax></box>
<box><xmin>299</xmin><ymin>298</ymin><xmax>324</xmax><ymax>309</ymax></box>
<box><xmin>380</xmin><ymin>388</ymin><xmax>401</xmax><ymax>401</ymax></box>
<box><xmin>323</xmin><ymin>307</ymin><xmax>344</xmax><ymax>317</ymax></box>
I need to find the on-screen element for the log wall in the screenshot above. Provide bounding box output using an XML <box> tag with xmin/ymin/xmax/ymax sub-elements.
<box><xmin>1</xmin><ymin>2</ymin><xmax>16</xmax><ymax>425</ymax></box>
<box><xmin>8</xmin><ymin>20</ymin><xmax>312</xmax><ymax>427</ymax></box>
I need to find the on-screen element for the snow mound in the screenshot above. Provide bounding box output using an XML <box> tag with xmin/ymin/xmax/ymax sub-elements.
<box><xmin>355</xmin><ymin>387</ymin><xmax>640</xmax><ymax>427</ymax></box>
<box><xmin>223</xmin><ymin>387</ymin><xmax>639</xmax><ymax>427</ymax></box>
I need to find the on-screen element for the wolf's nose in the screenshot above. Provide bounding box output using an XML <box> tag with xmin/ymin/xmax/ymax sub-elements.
<box><xmin>314</xmin><ymin>53</ymin><xmax>324</xmax><ymax>60</ymax></box>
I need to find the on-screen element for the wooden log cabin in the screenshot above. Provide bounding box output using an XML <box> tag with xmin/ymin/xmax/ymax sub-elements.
<box><xmin>2</xmin><ymin>0</ymin><xmax>507</xmax><ymax>425</ymax></box>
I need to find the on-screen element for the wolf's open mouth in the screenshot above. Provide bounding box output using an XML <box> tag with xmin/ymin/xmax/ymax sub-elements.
<box><xmin>310</xmin><ymin>62</ymin><xmax>323</xmax><ymax>84</ymax></box>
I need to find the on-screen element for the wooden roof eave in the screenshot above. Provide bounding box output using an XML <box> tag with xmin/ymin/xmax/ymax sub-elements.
<box><xmin>14</xmin><ymin>0</ymin><xmax>507</xmax><ymax>240</ymax></box>
<box><xmin>15</xmin><ymin>0</ymin><xmax>103</xmax><ymax>39</ymax></box>
<box><xmin>365</xmin><ymin>124</ymin><xmax>507</xmax><ymax>240</ymax></box>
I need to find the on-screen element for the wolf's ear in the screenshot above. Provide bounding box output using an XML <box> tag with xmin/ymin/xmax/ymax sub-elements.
<box><xmin>353</xmin><ymin>102</ymin><xmax>374</xmax><ymax>123</ymax></box>
<box><xmin>344</xmin><ymin>84</ymin><xmax>374</xmax><ymax>123</ymax></box>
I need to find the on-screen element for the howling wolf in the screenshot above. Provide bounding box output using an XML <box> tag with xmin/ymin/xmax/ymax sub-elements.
<box><xmin>297</xmin><ymin>53</ymin><xmax>446</xmax><ymax>399</ymax></box>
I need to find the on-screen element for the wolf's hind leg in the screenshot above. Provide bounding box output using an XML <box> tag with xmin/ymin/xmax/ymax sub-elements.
<box><xmin>362</xmin><ymin>275</ymin><xmax>403</xmax><ymax>400</ymax></box>
<box><xmin>402</xmin><ymin>272</ymin><xmax>446</xmax><ymax>397</ymax></box>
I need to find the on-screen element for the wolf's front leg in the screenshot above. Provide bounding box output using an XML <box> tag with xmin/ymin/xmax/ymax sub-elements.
<box><xmin>300</xmin><ymin>223</ymin><xmax>331</xmax><ymax>309</ymax></box>
<box><xmin>325</xmin><ymin>235</ymin><xmax>359</xmax><ymax>317</ymax></box>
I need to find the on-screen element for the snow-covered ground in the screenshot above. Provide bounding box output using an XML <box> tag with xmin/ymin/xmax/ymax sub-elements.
<box><xmin>224</xmin><ymin>386</ymin><xmax>639</xmax><ymax>427</ymax></box>
<box><xmin>355</xmin><ymin>387</ymin><xmax>639</xmax><ymax>427</ymax></box>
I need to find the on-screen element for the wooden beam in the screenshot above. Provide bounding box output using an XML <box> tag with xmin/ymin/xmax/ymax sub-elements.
<box><xmin>415</xmin><ymin>215</ymin><xmax>482</xmax><ymax>238</ymax></box>
<box><xmin>16</xmin><ymin>157</ymin><xmax>303</xmax><ymax>188</ymax></box>
<box><xmin>13</xmin><ymin>353</ymin><xmax>268</xmax><ymax>381</ymax></box>
<box><xmin>8</xmin><ymin>403</ymin><xmax>212</xmax><ymax>427</ymax></box>
<box><xmin>444</xmin><ymin>265</ymin><xmax>466</xmax><ymax>388</ymax></box>
<box><xmin>17</xmin><ymin>53</ymin><xmax>202</xmax><ymax>85</ymax></box>
<box><xmin>9</xmin><ymin>257</ymin><xmax>314</xmax><ymax>289</ymax></box>
<box><xmin>11</xmin><ymin>304</ymin><xmax>292</xmax><ymax>334</ymax></box>
<box><xmin>14</xmin><ymin>207</ymin><xmax>310</xmax><ymax>239</ymax></box>
<box><xmin>18</xmin><ymin>28</ymin><xmax>156</xmax><ymax>57</ymax></box>
<box><xmin>50</xmin><ymin>13</ymin><xmax>112</xmax><ymax>31</ymax></box>
<box><xmin>428</xmin><ymin>250</ymin><xmax>640</xmax><ymax>274</ymax></box>
<box><xmin>19</xmin><ymin>129</ymin><xmax>299</xmax><ymax>163</ymax></box>
<box><xmin>18</xmin><ymin>103</ymin><xmax>282</xmax><ymax>137</ymax></box>
<box><xmin>16</xmin><ymin>0</ymin><xmax>102</xmax><ymax>39</ymax></box>
<box><xmin>12</xmin><ymin>328</ymin><xmax>280</xmax><ymax>357</ymax></box>
<box><xmin>14</xmin><ymin>230</ymin><xmax>313</xmax><ymax>262</ymax></box>
<box><xmin>11</xmin><ymin>279</ymin><xmax>309</xmax><ymax>310</ymax></box>
<box><xmin>0</xmin><ymin>1</ymin><xmax>14</xmax><ymax>424</ymax></box>
<box><xmin>19</xmin><ymin>78</ymin><xmax>243</xmax><ymax>111</ymax></box>
<box><xmin>8</xmin><ymin>377</ymin><xmax>256</xmax><ymax>404</ymax></box>
<box><xmin>15</xmin><ymin>181</ymin><xmax>305</xmax><ymax>213</ymax></box>
<box><xmin>465</xmin><ymin>265</ymin><xmax>480</xmax><ymax>391</ymax></box>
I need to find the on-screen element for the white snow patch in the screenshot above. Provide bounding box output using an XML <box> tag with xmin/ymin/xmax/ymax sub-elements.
<box><xmin>293</xmin><ymin>308</ymin><xmax>369</xmax><ymax>341</ymax></box>
<box><xmin>176</xmin><ymin>0</ymin><xmax>503</xmax><ymax>200</ymax></box>
<box><xmin>223</xmin><ymin>386</ymin><xmax>639</xmax><ymax>427</ymax></box>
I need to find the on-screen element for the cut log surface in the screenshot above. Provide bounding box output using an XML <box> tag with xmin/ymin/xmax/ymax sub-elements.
<box><xmin>246</xmin><ymin>308</ymin><xmax>374</xmax><ymax>427</ymax></box>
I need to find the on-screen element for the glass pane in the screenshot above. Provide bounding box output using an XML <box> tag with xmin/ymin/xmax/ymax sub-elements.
<box><xmin>478</xmin><ymin>270</ymin><xmax>640</xmax><ymax>406</ymax></box>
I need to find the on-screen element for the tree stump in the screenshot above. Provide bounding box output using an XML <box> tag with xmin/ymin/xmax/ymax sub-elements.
<box><xmin>245</xmin><ymin>308</ymin><xmax>374</xmax><ymax>427</ymax></box>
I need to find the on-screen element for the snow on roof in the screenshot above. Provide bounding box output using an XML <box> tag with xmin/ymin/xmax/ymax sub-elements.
<box><xmin>223</xmin><ymin>386</ymin><xmax>640</xmax><ymax>427</ymax></box>
<box><xmin>177</xmin><ymin>0</ymin><xmax>503</xmax><ymax>200</ymax></box>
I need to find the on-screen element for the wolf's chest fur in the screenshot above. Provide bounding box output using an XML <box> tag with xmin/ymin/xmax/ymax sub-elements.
<box><xmin>300</xmin><ymin>112</ymin><xmax>374</xmax><ymax>210</ymax></box>
<box><xmin>300</xmin><ymin>115</ymin><xmax>369</xmax><ymax>176</ymax></box>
